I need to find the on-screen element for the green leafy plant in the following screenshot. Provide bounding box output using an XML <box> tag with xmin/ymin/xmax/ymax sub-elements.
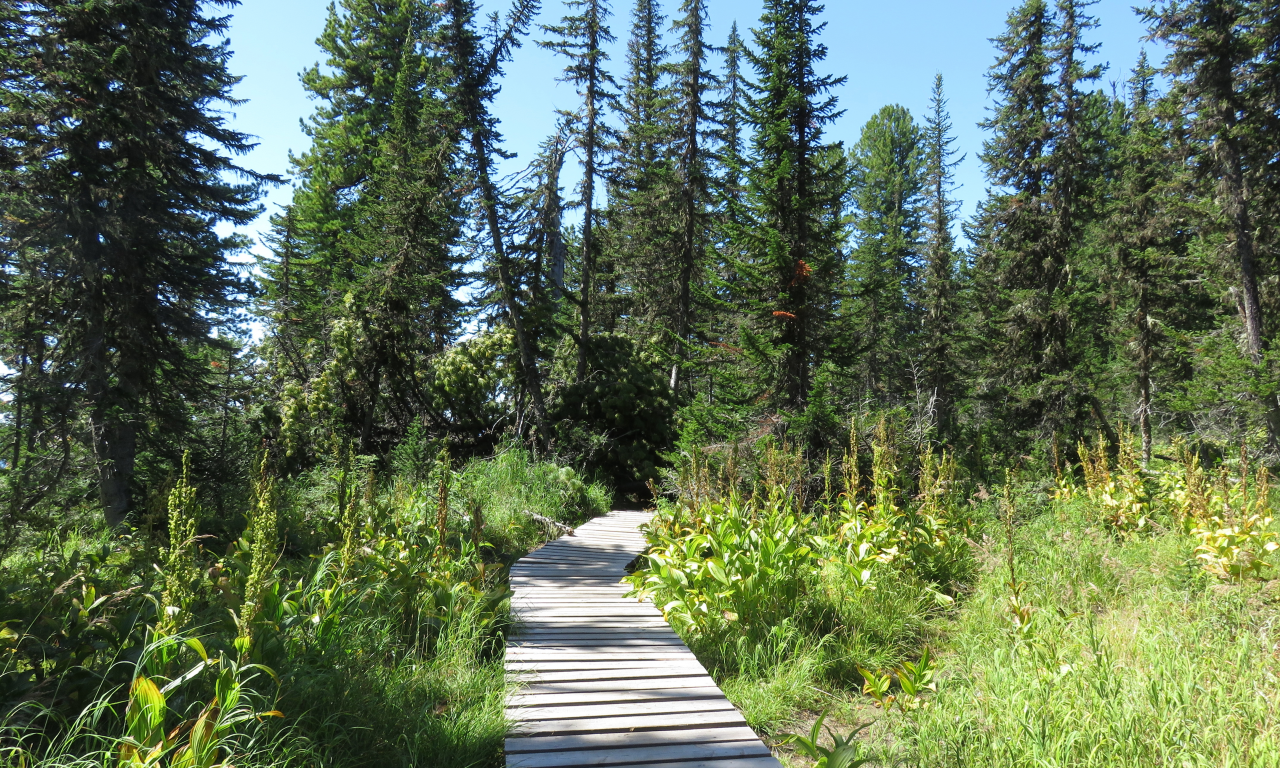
<box><xmin>858</xmin><ymin>647</ymin><xmax>937</xmax><ymax>714</ymax></box>
<box><xmin>117</xmin><ymin>639</ymin><xmax>281</xmax><ymax>768</ymax></box>
<box><xmin>625</xmin><ymin>496</ymin><xmax>822</xmax><ymax>639</ymax></box>
<box><xmin>782</xmin><ymin>709</ymin><xmax>876</xmax><ymax>768</ymax></box>
<box><xmin>156</xmin><ymin>452</ymin><xmax>202</xmax><ymax>638</ymax></box>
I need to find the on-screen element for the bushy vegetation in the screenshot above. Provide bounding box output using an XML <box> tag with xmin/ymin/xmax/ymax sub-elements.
<box><xmin>629</xmin><ymin>425</ymin><xmax>1280</xmax><ymax>766</ymax></box>
<box><xmin>0</xmin><ymin>449</ymin><xmax>608</xmax><ymax>768</ymax></box>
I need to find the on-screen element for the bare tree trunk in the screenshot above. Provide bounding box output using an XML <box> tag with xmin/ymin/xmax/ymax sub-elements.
<box><xmin>577</xmin><ymin>81</ymin><xmax>598</xmax><ymax>382</ymax></box>
<box><xmin>90</xmin><ymin>410</ymin><xmax>135</xmax><ymax>529</ymax></box>
<box><xmin>1137</xmin><ymin>283</ymin><xmax>1153</xmax><ymax>466</ymax></box>
<box><xmin>671</xmin><ymin>157</ymin><xmax>696</xmax><ymax>392</ymax></box>
<box><xmin>472</xmin><ymin>130</ymin><xmax>550</xmax><ymax>448</ymax></box>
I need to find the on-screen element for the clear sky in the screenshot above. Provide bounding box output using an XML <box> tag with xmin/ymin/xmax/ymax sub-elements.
<box><xmin>220</xmin><ymin>0</ymin><xmax>1157</xmax><ymax>255</ymax></box>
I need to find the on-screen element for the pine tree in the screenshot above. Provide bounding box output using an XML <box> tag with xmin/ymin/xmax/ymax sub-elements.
<box><xmin>443</xmin><ymin>0</ymin><xmax>548</xmax><ymax>446</ymax></box>
<box><xmin>541</xmin><ymin>0</ymin><xmax>618</xmax><ymax>381</ymax></box>
<box><xmin>666</xmin><ymin>0</ymin><xmax>719</xmax><ymax>392</ymax></box>
<box><xmin>0</xmin><ymin>0</ymin><xmax>268</xmax><ymax>526</ymax></box>
<box><xmin>846</xmin><ymin>105</ymin><xmax>925</xmax><ymax>403</ymax></box>
<box><xmin>921</xmin><ymin>74</ymin><xmax>964</xmax><ymax>440</ymax></box>
<box><xmin>1144</xmin><ymin>0</ymin><xmax>1280</xmax><ymax>448</ymax></box>
<box><xmin>732</xmin><ymin>0</ymin><xmax>847</xmax><ymax>417</ymax></box>
<box><xmin>609</xmin><ymin>0</ymin><xmax>676</xmax><ymax>339</ymax></box>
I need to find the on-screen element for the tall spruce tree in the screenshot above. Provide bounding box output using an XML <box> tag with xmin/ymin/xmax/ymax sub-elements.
<box><xmin>716</xmin><ymin>22</ymin><xmax>747</xmax><ymax>207</ymax></box>
<box><xmin>921</xmin><ymin>74</ymin><xmax>964</xmax><ymax>439</ymax></box>
<box><xmin>666</xmin><ymin>0</ymin><xmax>719</xmax><ymax>392</ymax></box>
<box><xmin>443</xmin><ymin>0</ymin><xmax>548</xmax><ymax>446</ymax></box>
<box><xmin>541</xmin><ymin>0</ymin><xmax>618</xmax><ymax>381</ymax></box>
<box><xmin>972</xmin><ymin>0</ymin><xmax>1056</xmax><ymax>446</ymax></box>
<box><xmin>1144</xmin><ymin>0</ymin><xmax>1280</xmax><ymax>448</ymax></box>
<box><xmin>1106</xmin><ymin>53</ymin><xmax>1186</xmax><ymax>463</ymax></box>
<box><xmin>732</xmin><ymin>0</ymin><xmax>847</xmax><ymax>418</ymax></box>
<box><xmin>0</xmin><ymin>0</ymin><xmax>267</xmax><ymax>527</ymax></box>
<box><xmin>846</xmin><ymin>105</ymin><xmax>925</xmax><ymax>403</ymax></box>
<box><xmin>609</xmin><ymin>0</ymin><xmax>675</xmax><ymax>337</ymax></box>
<box><xmin>264</xmin><ymin>0</ymin><xmax>469</xmax><ymax>458</ymax></box>
<box><xmin>973</xmin><ymin>0</ymin><xmax>1116</xmax><ymax>450</ymax></box>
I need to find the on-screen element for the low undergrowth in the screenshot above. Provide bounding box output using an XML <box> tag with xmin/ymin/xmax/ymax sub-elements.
<box><xmin>0</xmin><ymin>447</ymin><xmax>609</xmax><ymax>768</ymax></box>
<box><xmin>629</xmin><ymin>425</ymin><xmax>1280</xmax><ymax>766</ymax></box>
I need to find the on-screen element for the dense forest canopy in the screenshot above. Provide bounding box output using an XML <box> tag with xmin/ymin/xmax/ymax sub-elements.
<box><xmin>1</xmin><ymin>0</ymin><xmax>1279</xmax><ymax>532</ymax></box>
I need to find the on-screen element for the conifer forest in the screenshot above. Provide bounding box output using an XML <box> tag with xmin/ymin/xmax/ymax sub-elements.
<box><xmin>4</xmin><ymin>0</ymin><xmax>1280</xmax><ymax>765</ymax></box>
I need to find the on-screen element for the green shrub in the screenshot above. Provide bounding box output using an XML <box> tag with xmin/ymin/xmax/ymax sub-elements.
<box><xmin>549</xmin><ymin>334</ymin><xmax>675</xmax><ymax>491</ymax></box>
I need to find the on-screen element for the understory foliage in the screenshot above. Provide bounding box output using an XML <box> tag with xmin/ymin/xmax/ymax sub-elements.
<box><xmin>626</xmin><ymin>419</ymin><xmax>972</xmax><ymax>732</ymax></box>
<box><xmin>631</xmin><ymin>422</ymin><xmax>1280</xmax><ymax>764</ymax></box>
<box><xmin>0</xmin><ymin>449</ymin><xmax>606</xmax><ymax>768</ymax></box>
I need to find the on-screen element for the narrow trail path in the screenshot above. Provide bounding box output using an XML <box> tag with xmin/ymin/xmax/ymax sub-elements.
<box><xmin>505</xmin><ymin>510</ymin><xmax>782</xmax><ymax>768</ymax></box>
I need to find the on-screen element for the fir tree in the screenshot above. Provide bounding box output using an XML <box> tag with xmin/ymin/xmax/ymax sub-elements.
<box><xmin>264</xmin><ymin>0</ymin><xmax>469</xmax><ymax>458</ymax></box>
<box><xmin>1107</xmin><ymin>53</ymin><xmax>1184</xmax><ymax>462</ymax></box>
<box><xmin>444</xmin><ymin>0</ymin><xmax>549</xmax><ymax>446</ymax></box>
<box><xmin>1144</xmin><ymin>0</ymin><xmax>1280</xmax><ymax>447</ymax></box>
<box><xmin>921</xmin><ymin>74</ymin><xmax>964</xmax><ymax>440</ymax></box>
<box><xmin>972</xmin><ymin>0</ymin><xmax>1056</xmax><ymax>442</ymax></box>
<box><xmin>733</xmin><ymin>0</ymin><xmax>847</xmax><ymax>418</ymax></box>
<box><xmin>973</xmin><ymin>0</ymin><xmax>1116</xmax><ymax>449</ymax></box>
<box><xmin>846</xmin><ymin>105</ymin><xmax>925</xmax><ymax>403</ymax></box>
<box><xmin>716</xmin><ymin>22</ymin><xmax>747</xmax><ymax>206</ymax></box>
<box><xmin>666</xmin><ymin>0</ymin><xmax>719</xmax><ymax>392</ymax></box>
<box><xmin>541</xmin><ymin>0</ymin><xmax>618</xmax><ymax>381</ymax></box>
<box><xmin>0</xmin><ymin>0</ymin><xmax>269</xmax><ymax>526</ymax></box>
<box><xmin>609</xmin><ymin>0</ymin><xmax>676</xmax><ymax>338</ymax></box>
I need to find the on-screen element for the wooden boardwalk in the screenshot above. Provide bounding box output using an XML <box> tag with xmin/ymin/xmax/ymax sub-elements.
<box><xmin>505</xmin><ymin>510</ymin><xmax>782</xmax><ymax>768</ymax></box>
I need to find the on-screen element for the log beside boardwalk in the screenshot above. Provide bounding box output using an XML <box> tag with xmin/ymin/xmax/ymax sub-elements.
<box><xmin>505</xmin><ymin>510</ymin><xmax>782</xmax><ymax>768</ymax></box>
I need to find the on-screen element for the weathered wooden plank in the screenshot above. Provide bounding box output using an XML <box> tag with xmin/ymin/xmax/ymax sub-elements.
<box><xmin>511</xmin><ymin>613</ymin><xmax>662</xmax><ymax>622</ymax></box>
<box><xmin>506</xmin><ymin>726</ymin><xmax>762</xmax><ymax>754</ymax></box>
<box><xmin>507</xmin><ymin>685</ymin><xmax>724</xmax><ymax>708</ymax></box>
<box><xmin>511</xmin><ymin>675</ymin><xmax>719</xmax><ymax>696</ymax></box>
<box><xmin>501</xmin><ymin>655</ymin><xmax>701</xmax><ymax>670</ymax></box>
<box><xmin>506</xmin><ymin>635</ymin><xmax>686</xmax><ymax>647</ymax></box>
<box><xmin>507</xmin><ymin>709</ymin><xmax>748</xmax><ymax>737</ymax></box>
<box><xmin>513</xmin><ymin>629</ymin><xmax>683</xmax><ymax>639</ymax></box>
<box><xmin>505</xmin><ymin>659</ymin><xmax>707</xmax><ymax>673</ymax></box>
<box><xmin>508</xmin><ymin>665</ymin><xmax>709</xmax><ymax>683</ymax></box>
<box><xmin>507</xmin><ymin>697</ymin><xmax>740</xmax><ymax>722</ymax></box>
<box><xmin>505</xmin><ymin>739</ymin><xmax>773</xmax><ymax>768</ymax></box>
<box><xmin>511</xmin><ymin>602</ymin><xmax>655</xmax><ymax>610</ymax></box>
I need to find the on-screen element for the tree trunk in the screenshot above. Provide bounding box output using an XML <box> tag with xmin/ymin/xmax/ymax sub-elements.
<box><xmin>1137</xmin><ymin>280</ymin><xmax>1153</xmax><ymax>466</ymax></box>
<box><xmin>91</xmin><ymin>412</ymin><xmax>135</xmax><ymax>529</ymax></box>
<box><xmin>577</xmin><ymin>65</ymin><xmax>599</xmax><ymax>382</ymax></box>
<box><xmin>471</xmin><ymin>130</ymin><xmax>550</xmax><ymax>448</ymax></box>
<box><xmin>1217</xmin><ymin>137</ymin><xmax>1264</xmax><ymax>362</ymax></box>
<box><xmin>671</xmin><ymin>156</ymin><xmax>696</xmax><ymax>392</ymax></box>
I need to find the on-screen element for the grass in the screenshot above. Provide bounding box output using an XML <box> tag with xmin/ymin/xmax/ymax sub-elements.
<box><xmin>885</xmin><ymin>494</ymin><xmax>1280</xmax><ymax>767</ymax></box>
<box><xmin>0</xmin><ymin>446</ymin><xmax>611</xmax><ymax>768</ymax></box>
<box><xmin>630</xmin><ymin>437</ymin><xmax>1280</xmax><ymax>767</ymax></box>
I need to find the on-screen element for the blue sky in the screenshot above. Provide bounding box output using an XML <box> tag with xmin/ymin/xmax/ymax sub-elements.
<box><xmin>221</xmin><ymin>0</ymin><xmax>1156</xmax><ymax>255</ymax></box>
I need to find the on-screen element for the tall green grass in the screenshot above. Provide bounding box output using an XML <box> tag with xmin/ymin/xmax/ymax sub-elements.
<box><xmin>636</xmin><ymin>434</ymin><xmax>1280</xmax><ymax>767</ymax></box>
<box><xmin>0</xmin><ymin>447</ymin><xmax>611</xmax><ymax>768</ymax></box>
<box><xmin>884</xmin><ymin>495</ymin><xmax>1280</xmax><ymax>767</ymax></box>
